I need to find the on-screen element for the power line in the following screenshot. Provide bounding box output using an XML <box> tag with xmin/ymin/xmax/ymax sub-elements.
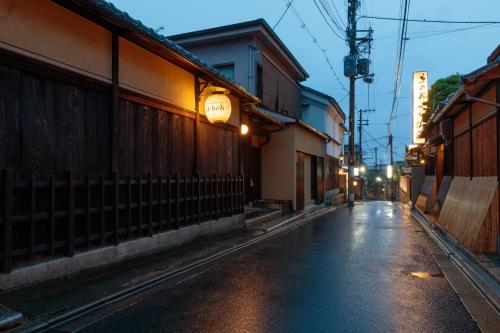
<box><xmin>407</xmin><ymin>23</ymin><xmax>499</xmax><ymax>40</ymax></box>
<box><xmin>313</xmin><ymin>0</ymin><xmax>345</xmax><ymax>40</ymax></box>
<box><xmin>388</xmin><ymin>0</ymin><xmax>410</xmax><ymax>132</ymax></box>
<box><xmin>328</xmin><ymin>0</ymin><xmax>346</xmax><ymax>26</ymax></box>
<box><xmin>360</xmin><ymin>15</ymin><xmax>500</xmax><ymax>24</ymax></box>
<box><xmin>373</xmin><ymin>22</ymin><xmax>500</xmax><ymax>41</ymax></box>
<box><xmin>286</xmin><ymin>0</ymin><xmax>348</xmax><ymax>93</ymax></box>
<box><xmin>273</xmin><ymin>0</ymin><xmax>294</xmax><ymax>30</ymax></box>
<box><xmin>318</xmin><ymin>0</ymin><xmax>346</xmax><ymax>33</ymax></box>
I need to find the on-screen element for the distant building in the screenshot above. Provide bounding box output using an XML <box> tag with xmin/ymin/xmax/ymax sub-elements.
<box><xmin>301</xmin><ymin>85</ymin><xmax>346</xmax><ymax>202</ymax></box>
<box><xmin>171</xmin><ymin>19</ymin><xmax>339</xmax><ymax>211</ymax></box>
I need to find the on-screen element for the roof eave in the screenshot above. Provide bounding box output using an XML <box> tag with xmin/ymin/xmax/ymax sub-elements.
<box><xmin>53</xmin><ymin>0</ymin><xmax>258</xmax><ymax>103</ymax></box>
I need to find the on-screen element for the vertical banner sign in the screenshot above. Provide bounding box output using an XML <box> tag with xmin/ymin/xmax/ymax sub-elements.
<box><xmin>412</xmin><ymin>71</ymin><xmax>428</xmax><ymax>144</ymax></box>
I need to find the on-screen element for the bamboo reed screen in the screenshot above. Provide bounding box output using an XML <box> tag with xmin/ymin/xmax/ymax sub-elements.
<box><xmin>437</xmin><ymin>177</ymin><xmax>499</xmax><ymax>253</ymax></box>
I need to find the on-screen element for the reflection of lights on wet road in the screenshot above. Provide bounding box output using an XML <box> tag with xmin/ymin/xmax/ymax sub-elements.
<box><xmin>409</xmin><ymin>272</ymin><xmax>444</xmax><ymax>278</ymax></box>
<box><xmin>410</xmin><ymin>272</ymin><xmax>431</xmax><ymax>278</ymax></box>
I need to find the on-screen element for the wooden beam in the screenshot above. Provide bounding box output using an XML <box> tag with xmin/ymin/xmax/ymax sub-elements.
<box><xmin>111</xmin><ymin>32</ymin><xmax>120</xmax><ymax>171</ymax></box>
<box><xmin>469</xmin><ymin>103</ymin><xmax>473</xmax><ymax>178</ymax></box>
<box><xmin>497</xmin><ymin>79</ymin><xmax>500</xmax><ymax>182</ymax></box>
<box><xmin>194</xmin><ymin>76</ymin><xmax>200</xmax><ymax>175</ymax></box>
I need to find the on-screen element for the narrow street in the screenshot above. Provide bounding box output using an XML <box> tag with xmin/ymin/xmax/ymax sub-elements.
<box><xmin>78</xmin><ymin>202</ymin><xmax>478</xmax><ymax>333</ymax></box>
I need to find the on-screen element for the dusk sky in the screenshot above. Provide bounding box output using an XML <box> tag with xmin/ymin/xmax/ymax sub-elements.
<box><xmin>110</xmin><ymin>0</ymin><xmax>500</xmax><ymax>164</ymax></box>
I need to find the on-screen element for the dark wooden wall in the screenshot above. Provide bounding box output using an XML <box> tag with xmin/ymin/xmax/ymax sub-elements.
<box><xmin>454</xmin><ymin>133</ymin><xmax>470</xmax><ymax>176</ymax></box>
<box><xmin>324</xmin><ymin>156</ymin><xmax>339</xmax><ymax>191</ymax></box>
<box><xmin>0</xmin><ymin>65</ymin><xmax>110</xmax><ymax>178</ymax></box>
<box><xmin>0</xmin><ymin>64</ymin><xmax>240</xmax><ymax>179</ymax></box>
<box><xmin>472</xmin><ymin>117</ymin><xmax>497</xmax><ymax>176</ymax></box>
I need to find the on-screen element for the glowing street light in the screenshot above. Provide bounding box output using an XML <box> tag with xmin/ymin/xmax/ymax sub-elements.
<box><xmin>387</xmin><ymin>165</ymin><xmax>393</xmax><ymax>179</ymax></box>
<box><xmin>376</xmin><ymin>176</ymin><xmax>382</xmax><ymax>182</ymax></box>
<box><xmin>354</xmin><ymin>167</ymin><xmax>360</xmax><ymax>177</ymax></box>
<box><xmin>240</xmin><ymin>124</ymin><xmax>249</xmax><ymax>135</ymax></box>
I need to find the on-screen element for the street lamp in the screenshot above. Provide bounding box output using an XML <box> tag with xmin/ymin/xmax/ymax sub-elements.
<box><xmin>376</xmin><ymin>176</ymin><xmax>382</xmax><ymax>182</ymax></box>
<box><xmin>386</xmin><ymin>165</ymin><xmax>393</xmax><ymax>179</ymax></box>
<box><xmin>354</xmin><ymin>167</ymin><xmax>360</xmax><ymax>177</ymax></box>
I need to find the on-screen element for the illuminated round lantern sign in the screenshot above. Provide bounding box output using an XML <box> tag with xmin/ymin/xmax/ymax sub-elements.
<box><xmin>204</xmin><ymin>93</ymin><xmax>232</xmax><ymax>124</ymax></box>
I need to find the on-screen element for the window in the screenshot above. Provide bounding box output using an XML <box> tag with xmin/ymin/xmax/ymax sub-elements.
<box><xmin>214</xmin><ymin>64</ymin><xmax>235</xmax><ymax>81</ymax></box>
<box><xmin>256</xmin><ymin>64</ymin><xmax>263</xmax><ymax>99</ymax></box>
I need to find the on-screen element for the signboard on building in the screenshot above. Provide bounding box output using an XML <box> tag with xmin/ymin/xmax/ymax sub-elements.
<box><xmin>412</xmin><ymin>71</ymin><xmax>428</xmax><ymax>144</ymax></box>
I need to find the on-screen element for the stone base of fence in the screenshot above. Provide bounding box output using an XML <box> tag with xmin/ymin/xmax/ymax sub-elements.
<box><xmin>0</xmin><ymin>213</ymin><xmax>244</xmax><ymax>291</ymax></box>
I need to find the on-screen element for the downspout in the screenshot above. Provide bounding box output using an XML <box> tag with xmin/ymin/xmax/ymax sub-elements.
<box><xmin>247</xmin><ymin>44</ymin><xmax>256</xmax><ymax>93</ymax></box>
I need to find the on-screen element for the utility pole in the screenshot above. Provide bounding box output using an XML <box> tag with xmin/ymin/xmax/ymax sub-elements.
<box><xmin>357</xmin><ymin>108</ymin><xmax>375</xmax><ymax>167</ymax></box>
<box><xmin>357</xmin><ymin>108</ymin><xmax>373</xmax><ymax>201</ymax></box>
<box><xmin>389</xmin><ymin>133</ymin><xmax>394</xmax><ymax>201</ymax></box>
<box><xmin>374</xmin><ymin>147</ymin><xmax>378</xmax><ymax>170</ymax></box>
<box><xmin>344</xmin><ymin>0</ymin><xmax>373</xmax><ymax>206</ymax></box>
<box><xmin>346</xmin><ymin>0</ymin><xmax>357</xmax><ymax>207</ymax></box>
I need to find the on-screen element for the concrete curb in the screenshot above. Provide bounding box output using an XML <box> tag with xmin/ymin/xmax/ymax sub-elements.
<box><xmin>405</xmin><ymin>205</ymin><xmax>500</xmax><ymax>315</ymax></box>
<box><xmin>0</xmin><ymin>214</ymin><xmax>245</xmax><ymax>292</ymax></box>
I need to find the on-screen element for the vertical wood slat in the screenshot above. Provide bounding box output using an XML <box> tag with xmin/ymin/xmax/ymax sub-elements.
<box><xmin>204</xmin><ymin>177</ymin><xmax>208</xmax><ymax>221</ymax></box>
<box><xmin>183</xmin><ymin>175</ymin><xmax>188</xmax><ymax>226</ymax></box>
<box><xmin>86</xmin><ymin>175</ymin><xmax>91</xmax><ymax>249</ymax></box>
<box><xmin>67</xmin><ymin>170</ymin><xmax>75</xmax><ymax>257</ymax></box>
<box><xmin>197</xmin><ymin>173</ymin><xmax>201</xmax><ymax>224</ymax></box>
<box><xmin>137</xmin><ymin>175</ymin><xmax>142</xmax><ymax>236</ymax></box>
<box><xmin>191</xmin><ymin>175</ymin><xmax>195</xmax><ymax>224</ymax></box>
<box><xmin>148</xmin><ymin>172</ymin><xmax>153</xmax><ymax>236</ymax></box>
<box><xmin>100</xmin><ymin>175</ymin><xmax>106</xmax><ymax>245</ymax></box>
<box><xmin>158</xmin><ymin>175</ymin><xmax>163</xmax><ymax>231</ymax></box>
<box><xmin>167</xmin><ymin>175</ymin><xmax>171</xmax><ymax>229</ymax></box>
<box><xmin>111</xmin><ymin>32</ymin><xmax>120</xmax><ymax>172</ymax></box>
<box><xmin>127</xmin><ymin>176</ymin><xmax>132</xmax><ymax>239</ymax></box>
<box><xmin>50</xmin><ymin>175</ymin><xmax>56</xmax><ymax>255</ymax></box>
<box><xmin>230</xmin><ymin>176</ymin><xmax>234</xmax><ymax>215</ymax></box>
<box><xmin>214</xmin><ymin>174</ymin><xmax>219</xmax><ymax>220</ymax></box>
<box><xmin>2</xmin><ymin>169</ymin><xmax>13</xmax><ymax>273</ymax></box>
<box><xmin>113</xmin><ymin>171</ymin><xmax>119</xmax><ymax>244</ymax></box>
<box><xmin>29</xmin><ymin>175</ymin><xmax>36</xmax><ymax>259</ymax></box>
<box><xmin>240</xmin><ymin>173</ymin><xmax>244</xmax><ymax>212</ymax></box>
<box><xmin>175</xmin><ymin>172</ymin><xmax>180</xmax><ymax>229</ymax></box>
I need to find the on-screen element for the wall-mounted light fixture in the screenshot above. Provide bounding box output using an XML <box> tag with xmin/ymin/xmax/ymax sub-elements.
<box><xmin>241</xmin><ymin>124</ymin><xmax>249</xmax><ymax>135</ymax></box>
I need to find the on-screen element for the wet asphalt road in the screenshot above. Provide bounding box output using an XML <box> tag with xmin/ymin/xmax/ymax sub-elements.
<box><xmin>81</xmin><ymin>201</ymin><xmax>478</xmax><ymax>333</ymax></box>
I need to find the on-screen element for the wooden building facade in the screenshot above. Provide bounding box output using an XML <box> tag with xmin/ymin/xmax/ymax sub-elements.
<box><xmin>0</xmin><ymin>0</ymin><xmax>257</xmax><ymax>273</ymax></box>
<box><xmin>421</xmin><ymin>46</ymin><xmax>500</xmax><ymax>254</ymax></box>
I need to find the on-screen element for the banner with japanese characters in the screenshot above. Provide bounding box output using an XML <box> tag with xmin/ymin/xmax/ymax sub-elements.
<box><xmin>412</xmin><ymin>71</ymin><xmax>428</xmax><ymax>144</ymax></box>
